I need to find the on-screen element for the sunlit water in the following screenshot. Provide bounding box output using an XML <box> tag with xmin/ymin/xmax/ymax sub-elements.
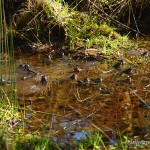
<box><xmin>12</xmin><ymin>38</ymin><xmax>150</xmax><ymax>143</ymax></box>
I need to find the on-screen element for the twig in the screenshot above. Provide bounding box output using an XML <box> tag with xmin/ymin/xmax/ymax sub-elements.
<box><xmin>90</xmin><ymin>1</ymin><xmax>142</xmax><ymax>34</ymax></box>
<box><xmin>128</xmin><ymin>88</ymin><xmax>150</xmax><ymax>109</ymax></box>
<box><xmin>17</xmin><ymin>107</ymin><xmax>60</xmax><ymax>116</ymax></box>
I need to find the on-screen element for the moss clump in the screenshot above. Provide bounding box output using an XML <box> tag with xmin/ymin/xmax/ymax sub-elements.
<box><xmin>12</xmin><ymin>0</ymin><xmax>135</xmax><ymax>54</ymax></box>
<box><xmin>0</xmin><ymin>135</ymin><xmax>6</xmax><ymax>150</ymax></box>
<box><xmin>67</xmin><ymin>13</ymin><xmax>135</xmax><ymax>53</ymax></box>
<box><xmin>15</xmin><ymin>135</ymin><xmax>60</xmax><ymax>150</ymax></box>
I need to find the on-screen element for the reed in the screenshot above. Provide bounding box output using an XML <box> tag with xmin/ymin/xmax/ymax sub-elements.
<box><xmin>0</xmin><ymin>0</ymin><xmax>19</xmax><ymax>146</ymax></box>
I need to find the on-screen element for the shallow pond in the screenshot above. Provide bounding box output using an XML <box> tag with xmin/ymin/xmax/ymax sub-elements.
<box><xmin>13</xmin><ymin>37</ymin><xmax>150</xmax><ymax>144</ymax></box>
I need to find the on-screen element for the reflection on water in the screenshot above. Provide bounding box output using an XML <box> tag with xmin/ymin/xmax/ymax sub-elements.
<box><xmin>14</xmin><ymin>41</ymin><xmax>150</xmax><ymax>142</ymax></box>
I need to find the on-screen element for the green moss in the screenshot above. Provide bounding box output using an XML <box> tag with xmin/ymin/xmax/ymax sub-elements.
<box><xmin>65</xmin><ymin>11</ymin><xmax>135</xmax><ymax>52</ymax></box>
<box><xmin>13</xmin><ymin>0</ymin><xmax>136</xmax><ymax>53</ymax></box>
<box><xmin>0</xmin><ymin>135</ymin><xmax>6</xmax><ymax>150</ymax></box>
<box><xmin>68</xmin><ymin>14</ymin><xmax>135</xmax><ymax>53</ymax></box>
<box><xmin>15</xmin><ymin>136</ymin><xmax>61</xmax><ymax>150</ymax></box>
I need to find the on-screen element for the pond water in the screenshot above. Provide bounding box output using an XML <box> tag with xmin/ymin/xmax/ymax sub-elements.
<box><xmin>14</xmin><ymin>37</ymin><xmax>150</xmax><ymax>144</ymax></box>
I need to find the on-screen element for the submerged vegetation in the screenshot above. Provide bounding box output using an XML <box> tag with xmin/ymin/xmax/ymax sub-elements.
<box><xmin>0</xmin><ymin>0</ymin><xmax>150</xmax><ymax>149</ymax></box>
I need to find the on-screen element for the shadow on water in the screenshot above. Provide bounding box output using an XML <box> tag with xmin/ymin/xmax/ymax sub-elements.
<box><xmin>11</xmin><ymin>38</ymin><xmax>150</xmax><ymax>143</ymax></box>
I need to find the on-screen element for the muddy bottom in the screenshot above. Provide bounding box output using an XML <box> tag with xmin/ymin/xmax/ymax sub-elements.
<box><xmin>11</xmin><ymin>40</ymin><xmax>150</xmax><ymax>144</ymax></box>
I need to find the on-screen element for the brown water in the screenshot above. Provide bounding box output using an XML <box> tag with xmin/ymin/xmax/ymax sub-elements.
<box><xmin>14</xmin><ymin>38</ymin><xmax>150</xmax><ymax>144</ymax></box>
